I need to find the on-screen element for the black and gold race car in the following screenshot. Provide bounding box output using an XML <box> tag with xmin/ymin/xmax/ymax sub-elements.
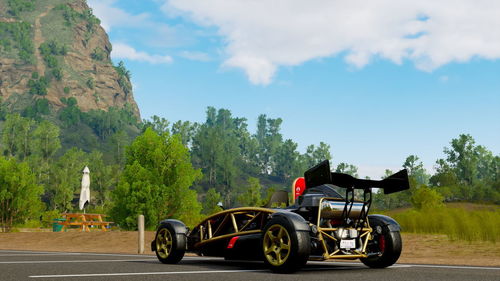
<box><xmin>151</xmin><ymin>160</ymin><xmax>409</xmax><ymax>273</ymax></box>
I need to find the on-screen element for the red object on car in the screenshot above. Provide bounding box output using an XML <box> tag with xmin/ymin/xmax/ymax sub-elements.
<box><xmin>227</xmin><ymin>236</ymin><xmax>240</xmax><ymax>249</ymax></box>
<box><xmin>292</xmin><ymin>177</ymin><xmax>306</xmax><ymax>201</ymax></box>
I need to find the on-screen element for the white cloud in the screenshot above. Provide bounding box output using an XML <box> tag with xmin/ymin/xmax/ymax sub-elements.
<box><xmin>179</xmin><ymin>51</ymin><xmax>211</xmax><ymax>62</ymax></box>
<box><xmin>88</xmin><ymin>1</ymin><xmax>197</xmax><ymax>48</ymax></box>
<box><xmin>111</xmin><ymin>43</ymin><xmax>172</xmax><ymax>64</ymax></box>
<box><xmin>88</xmin><ymin>0</ymin><xmax>150</xmax><ymax>31</ymax></box>
<box><xmin>164</xmin><ymin>0</ymin><xmax>500</xmax><ymax>85</ymax></box>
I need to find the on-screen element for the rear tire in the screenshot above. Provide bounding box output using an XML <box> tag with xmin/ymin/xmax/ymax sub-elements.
<box><xmin>261</xmin><ymin>216</ymin><xmax>310</xmax><ymax>273</ymax></box>
<box><xmin>154</xmin><ymin>223</ymin><xmax>186</xmax><ymax>264</ymax></box>
<box><xmin>360</xmin><ymin>224</ymin><xmax>402</xmax><ymax>268</ymax></box>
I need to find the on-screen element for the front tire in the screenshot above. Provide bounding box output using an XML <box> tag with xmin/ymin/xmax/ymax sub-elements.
<box><xmin>262</xmin><ymin>216</ymin><xmax>310</xmax><ymax>273</ymax></box>
<box><xmin>360</xmin><ymin>223</ymin><xmax>402</xmax><ymax>268</ymax></box>
<box><xmin>154</xmin><ymin>223</ymin><xmax>186</xmax><ymax>264</ymax></box>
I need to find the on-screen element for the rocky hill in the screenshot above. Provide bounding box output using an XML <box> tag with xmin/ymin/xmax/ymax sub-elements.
<box><xmin>0</xmin><ymin>0</ymin><xmax>140</xmax><ymax>118</ymax></box>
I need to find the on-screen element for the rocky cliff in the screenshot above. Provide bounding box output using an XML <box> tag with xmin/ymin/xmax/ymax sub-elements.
<box><xmin>0</xmin><ymin>0</ymin><xmax>140</xmax><ymax>118</ymax></box>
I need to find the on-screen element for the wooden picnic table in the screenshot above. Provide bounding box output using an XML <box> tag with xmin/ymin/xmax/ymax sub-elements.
<box><xmin>59</xmin><ymin>213</ymin><xmax>113</xmax><ymax>232</ymax></box>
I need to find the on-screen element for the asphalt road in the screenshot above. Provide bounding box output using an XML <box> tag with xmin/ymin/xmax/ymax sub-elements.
<box><xmin>0</xmin><ymin>250</ymin><xmax>498</xmax><ymax>281</ymax></box>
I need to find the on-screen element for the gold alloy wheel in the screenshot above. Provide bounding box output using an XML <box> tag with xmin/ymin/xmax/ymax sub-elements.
<box><xmin>156</xmin><ymin>228</ymin><xmax>173</xmax><ymax>259</ymax></box>
<box><xmin>263</xmin><ymin>224</ymin><xmax>291</xmax><ymax>266</ymax></box>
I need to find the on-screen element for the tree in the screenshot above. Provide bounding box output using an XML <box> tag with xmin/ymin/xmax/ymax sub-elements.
<box><xmin>202</xmin><ymin>188</ymin><xmax>222</xmax><ymax>215</ymax></box>
<box><xmin>403</xmin><ymin>155</ymin><xmax>429</xmax><ymax>185</ymax></box>
<box><xmin>17</xmin><ymin>116</ymin><xmax>35</xmax><ymax>160</ymax></box>
<box><xmin>110</xmin><ymin>128</ymin><xmax>202</xmax><ymax>229</ymax></box>
<box><xmin>109</xmin><ymin>130</ymin><xmax>129</xmax><ymax>165</ymax></box>
<box><xmin>32</xmin><ymin>120</ymin><xmax>61</xmax><ymax>161</ymax></box>
<box><xmin>85</xmin><ymin>151</ymin><xmax>117</xmax><ymax>208</ymax></box>
<box><xmin>192</xmin><ymin>108</ymin><xmax>219</xmax><ymax>186</ymax></box>
<box><xmin>30</xmin><ymin>120</ymin><xmax>61</xmax><ymax>190</ymax></box>
<box><xmin>49</xmin><ymin>148</ymin><xmax>87</xmax><ymax>211</ymax></box>
<box><xmin>59</xmin><ymin>97</ymin><xmax>82</xmax><ymax>127</ymax></box>
<box><xmin>431</xmin><ymin>134</ymin><xmax>499</xmax><ymax>202</ymax></box>
<box><xmin>254</xmin><ymin>114</ymin><xmax>283</xmax><ymax>174</ymax></box>
<box><xmin>443</xmin><ymin>134</ymin><xmax>480</xmax><ymax>185</ymax></box>
<box><xmin>335</xmin><ymin>162</ymin><xmax>359</xmax><ymax>177</ymax></box>
<box><xmin>0</xmin><ymin>156</ymin><xmax>43</xmax><ymax>232</ymax></box>
<box><xmin>373</xmin><ymin>169</ymin><xmax>412</xmax><ymax>210</ymax></box>
<box><xmin>237</xmin><ymin>177</ymin><xmax>263</xmax><ymax>207</ymax></box>
<box><xmin>303</xmin><ymin>142</ymin><xmax>332</xmax><ymax>168</ymax></box>
<box><xmin>274</xmin><ymin>139</ymin><xmax>301</xmax><ymax>183</ymax></box>
<box><xmin>191</xmin><ymin>107</ymin><xmax>241</xmax><ymax>204</ymax></box>
<box><xmin>233</xmin><ymin>118</ymin><xmax>260</xmax><ymax>175</ymax></box>
<box><xmin>22</xmin><ymin>98</ymin><xmax>50</xmax><ymax>121</ymax></box>
<box><xmin>142</xmin><ymin>115</ymin><xmax>170</xmax><ymax>135</ymax></box>
<box><xmin>430</xmin><ymin>159</ymin><xmax>458</xmax><ymax>187</ymax></box>
<box><xmin>172</xmin><ymin>120</ymin><xmax>197</xmax><ymax>146</ymax></box>
<box><xmin>2</xmin><ymin>113</ymin><xmax>34</xmax><ymax>159</ymax></box>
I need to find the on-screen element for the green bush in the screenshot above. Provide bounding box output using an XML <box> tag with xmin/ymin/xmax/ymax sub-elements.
<box><xmin>45</xmin><ymin>55</ymin><xmax>58</xmax><ymax>68</ymax></box>
<box><xmin>41</xmin><ymin>210</ymin><xmax>61</xmax><ymax>228</ymax></box>
<box><xmin>91</xmin><ymin>48</ymin><xmax>105</xmax><ymax>61</ymax></box>
<box><xmin>411</xmin><ymin>185</ymin><xmax>444</xmax><ymax>209</ymax></box>
<box><xmin>40</xmin><ymin>41</ymin><xmax>67</xmax><ymax>56</ymax></box>
<box><xmin>39</xmin><ymin>42</ymin><xmax>67</xmax><ymax>73</ymax></box>
<box><xmin>58</xmin><ymin>98</ymin><xmax>81</xmax><ymax>127</ymax></box>
<box><xmin>7</xmin><ymin>0</ymin><xmax>35</xmax><ymax>17</ymax></box>
<box><xmin>51</xmin><ymin>68</ymin><xmax>62</xmax><ymax>81</ymax></box>
<box><xmin>27</xmin><ymin>76</ymin><xmax>48</xmax><ymax>96</ymax></box>
<box><xmin>0</xmin><ymin>156</ymin><xmax>44</xmax><ymax>232</ymax></box>
<box><xmin>22</xmin><ymin>98</ymin><xmax>50</xmax><ymax>120</ymax></box>
<box><xmin>16</xmin><ymin>219</ymin><xmax>41</xmax><ymax>229</ymax></box>
<box><xmin>0</xmin><ymin>22</ymin><xmax>34</xmax><ymax>63</ymax></box>
<box><xmin>55</xmin><ymin>4</ymin><xmax>80</xmax><ymax>26</ymax></box>
<box><xmin>55</xmin><ymin>3</ymin><xmax>100</xmax><ymax>30</ymax></box>
<box><xmin>81</xmin><ymin>107</ymin><xmax>138</xmax><ymax>139</ymax></box>
<box><xmin>86</xmin><ymin>78</ymin><xmax>94</xmax><ymax>89</ymax></box>
<box><xmin>114</xmin><ymin>61</ymin><xmax>132</xmax><ymax>94</ymax></box>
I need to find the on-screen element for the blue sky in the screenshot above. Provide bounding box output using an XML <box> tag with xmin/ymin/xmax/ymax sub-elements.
<box><xmin>88</xmin><ymin>0</ymin><xmax>500</xmax><ymax>179</ymax></box>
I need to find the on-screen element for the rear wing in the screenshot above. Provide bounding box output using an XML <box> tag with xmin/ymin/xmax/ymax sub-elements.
<box><xmin>304</xmin><ymin>160</ymin><xmax>409</xmax><ymax>194</ymax></box>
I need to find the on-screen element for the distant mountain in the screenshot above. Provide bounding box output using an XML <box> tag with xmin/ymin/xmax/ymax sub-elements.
<box><xmin>0</xmin><ymin>0</ymin><xmax>140</xmax><ymax>118</ymax></box>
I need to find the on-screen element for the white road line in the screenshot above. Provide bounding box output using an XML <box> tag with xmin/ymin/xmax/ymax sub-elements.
<box><xmin>313</xmin><ymin>261</ymin><xmax>500</xmax><ymax>270</ymax></box>
<box><xmin>29</xmin><ymin>269</ymin><xmax>268</xmax><ymax>278</ymax></box>
<box><xmin>3</xmin><ymin>251</ymin><xmax>499</xmax><ymax>271</ymax></box>
<box><xmin>0</xmin><ymin>250</ymin><xmax>70</xmax><ymax>254</ymax></box>
<box><xmin>0</xmin><ymin>250</ymin><xmax>155</xmax><ymax>258</ymax></box>
<box><xmin>0</xmin><ymin>259</ymin><xmax>154</xmax><ymax>264</ymax></box>
<box><xmin>404</xmin><ymin>264</ymin><xmax>500</xmax><ymax>270</ymax></box>
<box><xmin>24</xmin><ymin>262</ymin><xmax>500</xmax><ymax>278</ymax></box>
<box><xmin>0</xmin><ymin>254</ymin><xmax>82</xmax><ymax>257</ymax></box>
<box><xmin>0</xmin><ymin>257</ymin><xmax>220</xmax><ymax>264</ymax></box>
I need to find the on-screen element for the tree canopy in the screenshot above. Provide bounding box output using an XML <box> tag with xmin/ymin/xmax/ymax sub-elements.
<box><xmin>110</xmin><ymin>128</ymin><xmax>202</xmax><ymax>229</ymax></box>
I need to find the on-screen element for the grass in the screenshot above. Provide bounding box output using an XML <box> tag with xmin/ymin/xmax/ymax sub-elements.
<box><xmin>388</xmin><ymin>205</ymin><xmax>500</xmax><ymax>243</ymax></box>
<box><xmin>16</xmin><ymin>0</ymin><xmax>67</xmax><ymax>24</ymax></box>
<box><xmin>0</xmin><ymin>2</ymin><xmax>7</xmax><ymax>17</ymax></box>
<box><xmin>40</xmin><ymin>5</ymin><xmax>74</xmax><ymax>47</ymax></box>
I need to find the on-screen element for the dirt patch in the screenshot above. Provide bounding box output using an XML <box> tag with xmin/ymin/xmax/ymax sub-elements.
<box><xmin>33</xmin><ymin>6</ymin><xmax>52</xmax><ymax>75</ymax></box>
<box><xmin>0</xmin><ymin>231</ymin><xmax>498</xmax><ymax>266</ymax></box>
<box><xmin>0</xmin><ymin>231</ymin><xmax>156</xmax><ymax>254</ymax></box>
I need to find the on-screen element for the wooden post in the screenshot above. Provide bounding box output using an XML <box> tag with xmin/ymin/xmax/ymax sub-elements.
<box><xmin>138</xmin><ymin>215</ymin><xmax>144</xmax><ymax>254</ymax></box>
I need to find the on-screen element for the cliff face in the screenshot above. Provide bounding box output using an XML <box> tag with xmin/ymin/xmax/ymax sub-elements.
<box><xmin>0</xmin><ymin>0</ymin><xmax>140</xmax><ymax>118</ymax></box>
